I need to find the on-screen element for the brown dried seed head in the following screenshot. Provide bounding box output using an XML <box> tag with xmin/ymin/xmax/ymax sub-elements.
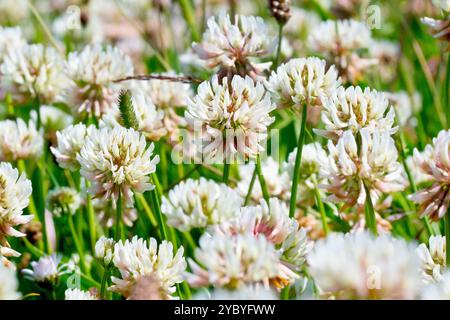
<box><xmin>269</xmin><ymin>0</ymin><xmax>291</xmax><ymax>25</ymax></box>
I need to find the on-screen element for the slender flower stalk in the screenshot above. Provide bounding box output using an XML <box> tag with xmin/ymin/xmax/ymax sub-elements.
<box><xmin>115</xmin><ymin>190</ymin><xmax>123</xmax><ymax>241</ymax></box>
<box><xmin>314</xmin><ymin>184</ymin><xmax>329</xmax><ymax>235</ymax></box>
<box><xmin>289</xmin><ymin>103</ymin><xmax>308</xmax><ymax>217</ymax></box>
<box><xmin>363</xmin><ymin>182</ymin><xmax>377</xmax><ymax>235</ymax></box>
<box><xmin>256</xmin><ymin>155</ymin><xmax>270</xmax><ymax>205</ymax></box>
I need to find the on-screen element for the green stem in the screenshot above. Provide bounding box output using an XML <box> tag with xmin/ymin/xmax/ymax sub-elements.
<box><xmin>67</xmin><ymin>213</ymin><xmax>88</xmax><ymax>273</ymax></box>
<box><xmin>244</xmin><ymin>167</ymin><xmax>257</xmax><ymax>205</ymax></box>
<box><xmin>177</xmin><ymin>0</ymin><xmax>200</xmax><ymax>41</ymax></box>
<box><xmin>222</xmin><ymin>162</ymin><xmax>230</xmax><ymax>184</ymax></box>
<box><xmin>314</xmin><ymin>185</ymin><xmax>329</xmax><ymax>236</ymax></box>
<box><xmin>150</xmin><ymin>186</ymin><xmax>168</xmax><ymax>241</ymax></box>
<box><xmin>289</xmin><ymin>103</ymin><xmax>308</xmax><ymax>218</ymax></box>
<box><xmin>115</xmin><ymin>190</ymin><xmax>123</xmax><ymax>241</ymax></box>
<box><xmin>86</xmin><ymin>192</ymin><xmax>96</xmax><ymax>253</ymax></box>
<box><xmin>100</xmin><ymin>266</ymin><xmax>110</xmax><ymax>300</ymax></box>
<box><xmin>136</xmin><ymin>193</ymin><xmax>158</xmax><ymax>227</ymax></box>
<box><xmin>256</xmin><ymin>155</ymin><xmax>270</xmax><ymax>205</ymax></box>
<box><xmin>363</xmin><ymin>182</ymin><xmax>377</xmax><ymax>236</ymax></box>
<box><xmin>274</xmin><ymin>23</ymin><xmax>283</xmax><ymax>69</ymax></box>
<box><xmin>165</xmin><ymin>164</ymin><xmax>201</xmax><ymax>192</ymax></box>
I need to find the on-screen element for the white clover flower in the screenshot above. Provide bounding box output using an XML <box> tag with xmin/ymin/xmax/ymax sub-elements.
<box><xmin>110</xmin><ymin>236</ymin><xmax>186</xmax><ymax>299</ymax></box>
<box><xmin>308</xmin><ymin>19</ymin><xmax>375</xmax><ymax>82</ymax></box>
<box><xmin>193</xmin><ymin>13</ymin><xmax>274</xmax><ymax>78</ymax></box>
<box><xmin>0</xmin><ymin>0</ymin><xmax>28</xmax><ymax>25</ymax></box>
<box><xmin>308</xmin><ymin>19</ymin><xmax>371</xmax><ymax>56</ymax></box>
<box><xmin>0</xmin><ymin>162</ymin><xmax>32</xmax><ymax>258</ymax></box>
<box><xmin>409</xmin><ymin>130</ymin><xmax>450</xmax><ymax>220</ymax></box>
<box><xmin>100</xmin><ymin>89</ymin><xmax>167</xmax><ymax>141</ymax></box>
<box><xmin>316</xmin><ymin>86</ymin><xmax>397</xmax><ymax>140</ymax></box>
<box><xmin>37</xmin><ymin>105</ymin><xmax>73</xmax><ymax>134</ymax></box>
<box><xmin>421</xmin><ymin>271</ymin><xmax>450</xmax><ymax>299</ymax></box>
<box><xmin>0</xmin><ymin>27</ymin><xmax>25</xmax><ymax>63</ymax></box>
<box><xmin>64</xmin><ymin>288</ymin><xmax>97</xmax><ymax>300</ymax></box>
<box><xmin>267</xmin><ymin>57</ymin><xmax>341</xmax><ymax>109</ymax></box>
<box><xmin>77</xmin><ymin>126</ymin><xmax>159</xmax><ymax>206</ymax></box>
<box><xmin>237</xmin><ymin>157</ymin><xmax>290</xmax><ymax>203</ymax></box>
<box><xmin>283</xmin><ymin>143</ymin><xmax>328</xmax><ymax>203</ymax></box>
<box><xmin>22</xmin><ymin>254</ymin><xmax>72</xmax><ymax>283</ymax></box>
<box><xmin>369</xmin><ymin>40</ymin><xmax>400</xmax><ymax>82</ymax></box>
<box><xmin>417</xmin><ymin>235</ymin><xmax>446</xmax><ymax>283</ymax></box>
<box><xmin>406</xmin><ymin>153</ymin><xmax>434</xmax><ymax>185</ymax></box>
<box><xmin>213</xmin><ymin>198</ymin><xmax>313</xmax><ymax>273</ymax></box>
<box><xmin>1</xmin><ymin>44</ymin><xmax>68</xmax><ymax>103</ymax></box>
<box><xmin>0</xmin><ymin>118</ymin><xmax>43</xmax><ymax>162</ymax></box>
<box><xmin>187</xmin><ymin>233</ymin><xmax>281</xmax><ymax>289</ymax></box>
<box><xmin>65</xmin><ymin>44</ymin><xmax>134</xmax><ymax>118</ymax></box>
<box><xmin>0</xmin><ymin>263</ymin><xmax>20</xmax><ymax>300</ymax></box>
<box><xmin>385</xmin><ymin>91</ymin><xmax>422</xmax><ymax>127</ymax></box>
<box><xmin>194</xmin><ymin>285</ymin><xmax>278</xmax><ymax>300</ymax></box>
<box><xmin>95</xmin><ymin>236</ymin><xmax>115</xmax><ymax>266</ymax></box>
<box><xmin>320</xmin><ymin>129</ymin><xmax>406</xmax><ymax>210</ymax></box>
<box><xmin>433</xmin><ymin>0</ymin><xmax>450</xmax><ymax>11</ymax></box>
<box><xmin>186</xmin><ymin>75</ymin><xmax>275</xmax><ymax>160</ymax></box>
<box><xmin>46</xmin><ymin>187</ymin><xmax>82</xmax><ymax>217</ymax></box>
<box><xmin>307</xmin><ymin>231</ymin><xmax>422</xmax><ymax>299</ymax></box>
<box><xmin>161</xmin><ymin>177</ymin><xmax>243</xmax><ymax>232</ymax></box>
<box><xmin>50</xmin><ymin>123</ymin><xmax>92</xmax><ymax>171</ymax></box>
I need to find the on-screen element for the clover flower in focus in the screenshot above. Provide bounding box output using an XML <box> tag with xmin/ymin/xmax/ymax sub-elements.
<box><xmin>409</xmin><ymin>130</ymin><xmax>450</xmax><ymax>220</ymax></box>
<box><xmin>308</xmin><ymin>19</ymin><xmax>376</xmax><ymax>82</ymax></box>
<box><xmin>0</xmin><ymin>263</ymin><xmax>20</xmax><ymax>300</ymax></box>
<box><xmin>0</xmin><ymin>118</ymin><xmax>43</xmax><ymax>162</ymax></box>
<box><xmin>65</xmin><ymin>288</ymin><xmax>98</xmax><ymax>300</ymax></box>
<box><xmin>319</xmin><ymin>129</ymin><xmax>406</xmax><ymax>210</ymax></box>
<box><xmin>417</xmin><ymin>235</ymin><xmax>446</xmax><ymax>283</ymax></box>
<box><xmin>307</xmin><ymin>231</ymin><xmax>422</xmax><ymax>299</ymax></box>
<box><xmin>193</xmin><ymin>13</ymin><xmax>274</xmax><ymax>79</ymax></box>
<box><xmin>161</xmin><ymin>178</ymin><xmax>243</xmax><ymax>232</ymax></box>
<box><xmin>267</xmin><ymin>57</ymin><xmax>340</xmax><ymax>109</ymax></box>
<box><xmin>50</xmin><ymin>123</ymin><xmax>92</xmax><ymax>171</ymax></box>
<box><xmin>46</xmin><ymin>187</ymin><xmax>82</xmax><ymax>217</ymax></box>
<box><xmin>1</xmin><ymin>44</ymin><xmax>68</xmax><ymax>103</ymax></box>
<box><xmin>186</xmin><ymin>233</ymin><xmax>282</xmax><ymax>289</ymax></box>
<box><xmin>110</xmin><ymin>236</ymin><xmax>186</xmax><ymax>299</ymax></box>
<box><xmin>64</xmin><ymin>44</ymin><xmax>134</xmax><ymax>118</ymax></box>
<box><xmin>77</xmin><ymin>126</ymin><xmax>159</xmax><ymax>206</ymax></box>
<box><xmin>0</xmin><ymin>162</ymin><xmax>32</xmax><ymax>262</ymax></box>
<box><xmin>315</xmin><ymin>86</ymin><xmax>397</xmax><ymax>140</ymax></box>
<box><xmin>237</xmin><ymin>157</ymin><xmax>290</xmax><ymax>203</ymax></box>
<box><xmin>186</xmin><ymin>75</ymin><xmax>275</xmax><ymax>161</ymax></box>
<box><xmin>22</xmin><ymin>254</ymin><xmax>73</xmax><ymax>284</ymax></box>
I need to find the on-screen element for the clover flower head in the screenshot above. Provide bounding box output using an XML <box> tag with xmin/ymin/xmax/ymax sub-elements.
<box><xmin>417</xmin><ymin>235</ymin><xmax>446</xmax><ymax>283</ymax></box>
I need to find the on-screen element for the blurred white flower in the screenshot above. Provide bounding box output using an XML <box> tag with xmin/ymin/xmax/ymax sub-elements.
<box><xmin>0</xmin><ymin>162</ymin><xmax>32</xmax><ymax>259</ymax></box>
<box><xmin>369</xmin><ymin>40</ymin><xmax>400</xmax><ymax>82</ymax></box>
<box><xmin>0</xmin><ymin>27</ymin><xmax>25</xmax><ymax>63</ymax></box>
<box><xmin>0</xmin><ymin>0</ymin><xmax>28</xmax><ymax>24</ymax></box>
<box><xmin>308</xmin><ymin>19</ymin><xmax>375</xmax><ymax>82</ymax></box>
<box><xmin>92</xmin><ymin>197</ymin><xmax>138</xmax><ymax>228</ymax></box>
<box><xmin>65</xmin><ymin>44</ymin><xmax>133</xmax><ymax>118</ymax></box>
<box><xmin>77</xmin><ymin>126</ymin><xmax>159</xmax><ymax>206</ymax></box>
<box><xmin>267</xmin><ymin>57</ymin><xmax>340</xmax><ymax>109</ymax></box>
<box><xmin>0</xmin><ymin>118</ymin><xmax>43</xmax><ymax>161</ymax></box>
<box><xmin>95</xmin><ymin>236</ymin><xmax>115</xmax><ymax>266</ymax></box>
<box><xmin>409</xmin><ymin>130</ymin><xmax>450</xmax><ymax>220</ymax></box>
<box><xmin>308</xmin><ymin>231</ymin><xmax>422</xmax><ymax>299</ymax></box>
<box><xmin>417</xmin><ymin>235</ymin><xmax>445</xmax><ymax>283</ymax></box>
<box><xmin>0</xmin><ymin>263</ymin><xmax>20</xmax><ymax>300</ymax></box>
<box><xmin>22</xmin><ymin>254</ymin><xmax>72</xmax><ymax>283</ymax></box>
<box><xmin>1</xmin><ymin>44</ymin><xmax>68</xmax><ymax>103</ymax></box>
<box><xmin>238</xmin><ymin>157</ymin><xmax>290</xmax><ymax>203</ymax></box>
<box><xmin>187</xmin><ymin>233</ymin><xmax>281</xmax><ymax>289</ymax></box>
<box><xmin>421</xmin><ymin>270</ymin><xmax>450</xmax><ymax>299</ymax></box>
<box><xmin>51</xmin><ymin>123</ymin><xmax>92</xmax><ymax>171</ymax></box>
<box><xmin>320</xmin><ymin>129</ymin><xmax>406</xmax><ymax>210</ymax></box>
<box><xmin>186</xmin><ymin>75</ymin><xmax>275</xmax><ymax>160</ymax></box>
<box><xmin>433</xmin><ymin>0</ymin><xmax>450</xmax><ymax>11</ymax></box>
<box><xmin>385</xmin><ymin>91</ymin><xmax>422</xmax><ymax>128</ymax></box>
<box><xmin>193</xmin><ymin>13</ymin><xmax>274</xmax><ymax>78</ymax></box>
<box><xmin>161</xmin><ymin>177</ymin><xmax>243</xmax><ymax>232</ymax></box>
<box><xmin>46</xmin><ymin>187</ymin><xmax>82</xmax><ymax>217</ymax></box>
<box><xmin>194</xmin><ymin>285</ymin><xmax>278</xmax><ymax>300</ymax></box>
<box><xmin>110</xmin><ymin>236</ymin><xmax>186</xmax><ymax>299</ymax></box>
<box><xmin>64</xmin><ymin>288</ymin><xmax>97</xmax><ymax>300</ymax></box>
<box><xmin>37</xmin><ymin>105</ymin><xmax>73</xmax><ymax>134</ymax></box>
<box><xmin>406</xmin><ymin>153</ymin><xmax>434</xmax><ymax>185</ymax></box>
<box><xmin>316</xmin><ymin>86</ymin><xmax>397</xmax><ymax>140</ymax></box>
